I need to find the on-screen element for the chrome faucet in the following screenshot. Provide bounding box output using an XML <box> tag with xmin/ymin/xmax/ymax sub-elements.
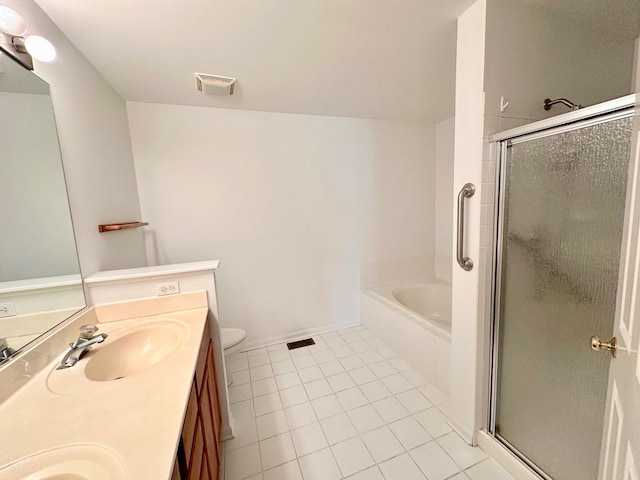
<box><xmin>0</xmin><ymin>338</ymin><xmax>15</xmax><ymax>364</ymax></box>
<box><xmin>57</xmin><ymin>324</ymin><xmax>108</xmax><ymax>370</ymax></box>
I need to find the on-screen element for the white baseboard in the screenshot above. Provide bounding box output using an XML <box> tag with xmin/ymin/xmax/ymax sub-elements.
<box><xmin>242</xmin><ymin>319</ymin><xmax>362</xmax><ymax>352</ymax></box>
<box><xmin>477</xmin><ymin>431</ymin><xmax>541</xmax><ymax>480</ymax></box>
<box><xmin>221</xmin><ymin>415</ymin><xmax>235</xmax><ymax>442</ymax></box>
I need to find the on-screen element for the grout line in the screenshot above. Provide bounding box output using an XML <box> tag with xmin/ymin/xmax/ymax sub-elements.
<box><xmin>223</xmin><ymin>324</ymin><xmax>495</xmax><ymax>480</ymax></box>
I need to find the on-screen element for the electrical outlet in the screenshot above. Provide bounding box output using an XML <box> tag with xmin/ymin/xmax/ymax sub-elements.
<box><xmin>156</xmin><ymin>281</ymin><xmax>180</xmax><ymax>296</ymax></box>
<box><xmin>0</xmin><ymin>302</ymin><xmax>16</xmax><ymax>318</ymax></box>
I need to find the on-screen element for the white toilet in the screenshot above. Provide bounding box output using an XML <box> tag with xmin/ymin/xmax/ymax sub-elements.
<box><xmin>221</xmin><ymin>327</ymin><xmax>247</xmax><ymax>386</ymax></box>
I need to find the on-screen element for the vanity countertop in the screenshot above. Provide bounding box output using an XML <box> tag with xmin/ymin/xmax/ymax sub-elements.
<box><xmin>0</xmin><ymin>305</ymin><xmax>209</xmax><ymax>479</ymax></box>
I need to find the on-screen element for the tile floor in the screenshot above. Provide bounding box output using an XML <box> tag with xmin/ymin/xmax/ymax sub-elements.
<box><xmin>222</xmin><ymin>326</ymin><xmax>513</xmax><ymax>480</ymax></box>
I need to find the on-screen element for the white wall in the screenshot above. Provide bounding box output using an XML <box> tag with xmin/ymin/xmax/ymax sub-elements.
<box><xmin>435</xmin><ymin>116</ymin><xmax>455</xmax><ymax>283</ymax></box>
<box><xmin>484</xmin><ymin>0</ymin><xmax>636</xmax><ymax>122</ymax></box>
<box><xmin>128</xmin><ymin>102</ymin><xmax>434</xmax><ymax>346</ymax></box>
<box><xmin>3</xmin><ymin>0</ymin><xmax>147</xmax><ymax>277</ymax></box>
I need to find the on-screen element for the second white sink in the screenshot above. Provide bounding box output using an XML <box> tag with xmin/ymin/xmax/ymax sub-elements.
<box><xmin>0</xmin><ymin>444</ymin><xmax>125</xmax><ymax>479</ymax></box>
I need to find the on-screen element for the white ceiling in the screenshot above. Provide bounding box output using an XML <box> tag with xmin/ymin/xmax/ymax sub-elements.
<box><xmin>33</xmin><ymin>0</ymin><xmax>639</xmax><ymax>124</ymax></box>
<box><xmin>33</xmin><ymin>0</ymin><xmax>476</xmax><ymax>123</ymax></box>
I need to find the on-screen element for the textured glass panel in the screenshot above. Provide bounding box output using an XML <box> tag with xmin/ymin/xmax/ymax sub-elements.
<box><xmin>496</xmin><ymin>116</ymin><xmax>632</xmax><ymax>480</ymax></box>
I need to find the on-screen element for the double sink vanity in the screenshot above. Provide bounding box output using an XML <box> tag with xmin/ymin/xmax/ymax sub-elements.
<box><xmin>0</xmin><ymin>287</ymin><xmax>226</xmax><ymax>480</ymax></box>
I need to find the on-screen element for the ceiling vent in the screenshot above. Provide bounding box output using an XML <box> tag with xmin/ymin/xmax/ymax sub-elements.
<box><xmin>195</xmin><ymin>73</ymin><xmax>236</xmax><ymax>96</ymax></box>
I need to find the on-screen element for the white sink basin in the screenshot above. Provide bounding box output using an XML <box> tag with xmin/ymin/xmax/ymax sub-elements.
<box><xmin>0</xmin><ymin>444</ymin><xmax>125</xmax><ymax>479</ymax></box>
<box><xmin>47</xmin><ymin>318</ymin><xmax>189</xmax><ymax>394</ymax></box>
<box><xmin>84</xmin><ymin>320</ymin><xmax>188</xmax><ymax>381</ymax></box>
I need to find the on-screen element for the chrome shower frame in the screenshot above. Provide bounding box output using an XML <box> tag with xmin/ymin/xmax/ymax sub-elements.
<box><xmin>485</xmin><ymin>94</ymin><xmax>636</xmax><ymax>480</ymax></box>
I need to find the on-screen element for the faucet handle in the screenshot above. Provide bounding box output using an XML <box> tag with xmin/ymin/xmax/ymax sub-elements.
<box><xmin>0</xmin><ymin>337</ymin><xmax>15</xmax><ymax>361</ymax></box>
<box><xmin>79</xmin><ymin>324</ymin><xmax>99</xmax><ymax>339</ymax></box>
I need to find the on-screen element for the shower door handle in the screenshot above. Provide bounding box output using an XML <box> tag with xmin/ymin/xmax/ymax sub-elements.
<box><xmin>456</xmin><ymin>183</ymin><xmax>475</xmax><ymax>271</ymax></box>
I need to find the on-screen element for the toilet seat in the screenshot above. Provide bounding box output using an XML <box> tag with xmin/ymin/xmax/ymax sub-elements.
<box><xmin>221</xmin><ymin>327</ymin><xmax>246</xmax><ymax>350</ymax></box>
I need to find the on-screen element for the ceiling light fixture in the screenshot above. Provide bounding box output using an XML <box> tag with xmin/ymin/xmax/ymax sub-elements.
<box><xmin>0</xmin><ymin>5</ymin><xmax>56</xmax><ymax>69</ymax></box>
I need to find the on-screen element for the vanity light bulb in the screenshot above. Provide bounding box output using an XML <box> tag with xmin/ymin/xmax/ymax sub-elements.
<box><xmin>24</xmin><ymin>35</ymin><xmax>56</xmax><ymax>62</ymax></box>
<box><xmin>0</xmin><ymin>6</ymin><xmax>26</xmax><ymax>36</ymax></box>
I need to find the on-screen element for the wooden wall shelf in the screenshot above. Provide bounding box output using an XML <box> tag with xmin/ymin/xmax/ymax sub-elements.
<box><xmin>98</xmin><ymin>221</ymin><xmax>149</xmax><ymax>233</ymax></box>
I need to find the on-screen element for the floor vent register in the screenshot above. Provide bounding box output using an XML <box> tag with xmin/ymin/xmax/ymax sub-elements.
<box><xmin>286</xmin><ymin>338</ymin><xmax>315</xmax><ymax>350</ymax></box>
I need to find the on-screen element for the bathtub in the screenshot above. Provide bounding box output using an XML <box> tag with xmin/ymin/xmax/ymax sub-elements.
<box><xmin>362</xmin><ymin>279</ymin><xmax>452</xmax><ymax>395</ymax></box>
<box><xmin>369</xmin><ymin>279</ymin><xmax>452</xmax><ymax>338</ymax></box>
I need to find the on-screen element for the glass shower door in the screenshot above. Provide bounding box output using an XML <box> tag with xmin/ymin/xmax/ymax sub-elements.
<box><xmin>493</xmin><ymin>113</ymin><xmax>633</xmax><ymax>480</ymax></box>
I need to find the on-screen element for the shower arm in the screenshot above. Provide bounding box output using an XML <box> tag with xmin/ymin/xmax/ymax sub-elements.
<box><xmin>543</xmin><ymin>98</ymin><xmax>582</xmax><ymax>111</ymax></box>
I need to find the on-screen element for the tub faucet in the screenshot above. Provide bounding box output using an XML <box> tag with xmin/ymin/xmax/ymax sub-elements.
<box><xmin>57</xmin><ymin>324</ymin><xmax>108</xmax><ymax>370</ymax></box>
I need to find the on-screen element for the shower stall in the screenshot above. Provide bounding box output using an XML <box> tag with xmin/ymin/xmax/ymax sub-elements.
<box><xmin>487</xmin><ymin>96</ymin><xmax>637</xmax><ymax>480</ymax></box>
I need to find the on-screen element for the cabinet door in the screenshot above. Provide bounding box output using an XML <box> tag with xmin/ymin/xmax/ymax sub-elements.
<box><xmin>188</xmin><ymin>419</ymin><xmax>204</xmax><ymax>480</ymax></box>
<box><xmin>177</xmin><ymin>319</ymin><xmax>222</xmax><ymax>480</ymax></box>
<box><xmin>199</xmin><ymin>395</ymin><xmax>220</xmax><ymax>479</ymax></box>
<box><xmin>201</xmin><ymin>455</ymin><xmax>211</xmax><ymax>480</ymax></box>
<box><xmin>171</xmin><ymin>460</ymin><xmax>181</xmax><ymax>480</ymax></box>
<box><xmin>206</xmin><ymin>342</ymin><xmax>222</xmax><ymax>441</ymax></box>
<box><xmin>208</xmin><ymin>448</ymin><xmax>219</xmax><ymax>480</ymax></box>
<box><xmin>195</xmin><ymin>324</ymin><xmax>212</xmax><ymax>394</ymax></box>
<box><xmin>182</xmin><ymin>383</ymin><xmax>199</xmax><ymax>465</ymax></box>
<box><xmin>200</xmin><ymin>343</ymin><xmax>221</xmax><ymax>478</ymax></box>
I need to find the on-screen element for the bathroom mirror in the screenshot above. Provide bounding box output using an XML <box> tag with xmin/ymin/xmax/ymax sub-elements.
<box><xmin>0</xmin><ymin>48</ymin><xmax>85</xmax><ymax>359</ymax></box>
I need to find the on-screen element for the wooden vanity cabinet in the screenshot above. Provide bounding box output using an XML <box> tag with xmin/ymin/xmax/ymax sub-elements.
<box><xmin>173</xmin><ymin>319</ymin><xmax>222</xmax><ymax>480</ymax></box>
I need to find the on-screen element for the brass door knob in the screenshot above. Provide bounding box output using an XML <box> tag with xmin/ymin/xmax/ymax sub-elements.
<box><xmin>590</xmin><ymin>335</ymin><xmax>617</xmax><ymax>358</ymax></box>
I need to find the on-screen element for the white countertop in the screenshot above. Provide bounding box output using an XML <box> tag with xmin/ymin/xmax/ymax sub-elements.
<box><xmin>0</xmin><ymin>306</ymin><xmax>209</xmax><ymax>479</ymax></box>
